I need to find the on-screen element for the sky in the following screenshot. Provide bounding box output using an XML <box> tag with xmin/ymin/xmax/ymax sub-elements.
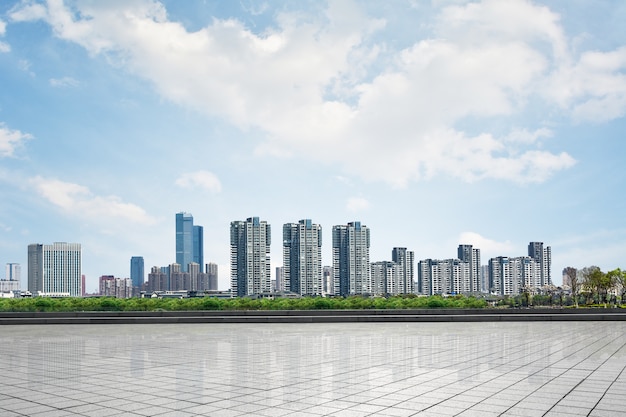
<box><xmin>1</xmin><ymin>0</ymin><xmax>625</xmax><ymax>293</ymax></box>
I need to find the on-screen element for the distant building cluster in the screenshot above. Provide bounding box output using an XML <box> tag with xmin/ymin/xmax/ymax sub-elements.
<box><xmin>231</xmin><ymin>216</ymin><xmax>551</xmax><ymax>298</ymax></box>
<box><xmin>3</xmin><ymin>212</ymin><xmax>552</xmax><ymax>299</ymax></box>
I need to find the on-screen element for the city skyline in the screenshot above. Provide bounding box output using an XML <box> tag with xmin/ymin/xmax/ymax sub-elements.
<box><xmin>1</xmin><ymin>1</ymin><xmax>625</xmax><ymax>293</ymax></box>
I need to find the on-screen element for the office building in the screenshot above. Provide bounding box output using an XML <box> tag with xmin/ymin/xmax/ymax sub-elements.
<box><xmin>332</xmin><ymin>221</ymin><xmax>371</xmax><ymax>296</ymax></box>
<box><xmin>283</xmin><ymin>219</ymin><xmax>323</xmax><ymax>296</ymax></box>
<box><xmin>28</xmin><ymin>242</ymin><xmax>82</xmax><ymax>296</ymax></box>
<box><xmin>392</xmin><ymin>247</ymin><xmax>415</xmax><ymax>294</ymax></box>
<box><xmin>457</xmin><ymin>244</ymin><xmax>481</xmax><ymax>293</ymax></box>
<box><xmin>176</xmin><ymin>212</ymin><xmax>204</xmax><ymax>273</ymax></box>
<box><xmin>230</xmin><ymin>217</ymin><xmax>271</xmax><ymax>297</ymax></box>
<box><xmin>130</xmin><ymin>256</ymin><xmax>144</xmax><ymax>288</ymax></box>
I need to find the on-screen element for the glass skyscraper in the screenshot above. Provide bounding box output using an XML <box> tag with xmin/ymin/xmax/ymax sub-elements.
<box><xmin>176</xmin><ymin>212</ymin><xmax>203</xmax><ymax>273</ymax></box>
<box><xmin>130</xmin><ymin>256</ymin><xmax>144</xmax><ymax>288</ymax></box>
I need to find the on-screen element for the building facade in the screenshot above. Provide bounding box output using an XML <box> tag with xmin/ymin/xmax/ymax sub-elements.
<box><xmin>457</xmin><ymin>244</ymin><xmax>481</xmax><ymax>293</ymax></box>
<box><xmin>230</xmin><ymin>217</ymin><xmax>271</xmax><ymax>297</ymax></box>
<box><xmin>206</xmin><ymin>262</ymin><xmax>218</xmax><ymax>291</ymax></box>
<box><xmin>528</xmin><ymin>242</ymin><xmax>552</xmax><ymax>286</ymax></box>
<box><xmin>176</xmin><ymin>212</ymin><xmax>204</xmax><ymax>273</ymax></box>
<box><xmin>283</xmin><ymin>219</ymin><xmax>323</xmax><ymax>296</ymax></box>
<box><xmin>99</xmin><ymin>275</ymin><xmax>132</xmax><ymax>298</ymax></box>
<box><xmin>28</xmin><ymin>242</ymin><xmax>82</xmax><ymax>296</ymax></box>
<box><xmin>130</xmin><ymin>256</ymin><xmax>144</xmax><ymax>289</ymax></box>
<box><xmin>418</xmin><ymin>258</ymin><xmax>471</xmax><ymax>295</ymax></box>
<box><xmin>332</xmin><ymin>221</ymin><xmax>371</xmax><ymax>296</ymax></box>
<box><xmin>392</xmin><ymin>247</ymin><xmax>415</xmax><ymax>294</ymax></box>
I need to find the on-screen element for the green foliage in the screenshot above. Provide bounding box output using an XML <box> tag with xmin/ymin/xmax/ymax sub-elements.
<box><xmin>0</xmin><ymin>294</ymin><xmax>489</xmax><ymax>312</ymax></box>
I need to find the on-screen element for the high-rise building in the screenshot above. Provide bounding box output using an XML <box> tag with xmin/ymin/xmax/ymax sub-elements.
<box><xmin>5</xmin><ymin>263</ymin><xmax>21</xmax><ymax>282</ymax></box>
<box><xmin>28</xmin><ymin>242</ymin><xmax>82</xmax><ymax>296</ymax></box>
<box><xmin>392</xmin><ymin>247</ymin><xmax>415</xmax><ymax>294</ymax></box>
<box><xmin>230</xmin><ymin>217</ymin><xmax>271</xmax><ymax>297</ymax></box>
<box><xmin>418</xmin><ymin>258</ymin><xmax>470</xmax><ymax>295</ymax></box>
<box><xmin>457</xmin><ymin>244</ymin><xmax>481</xmax><ymax>293</ymax></box>
<box><xmin>206</xmin><ymin>262</ymin><xmax>218</xmax><ymax>291</ymax></box>
<box><xmin>275</xmin><ymin>267</ymin><xmax>284</xmax><ymax>292</ymax></box>
<box><xmin>371</xmin><ymin>261</ymin><xmax>396</xmax><ymax>296</ymax></box>
<box><xmin>130</xmin><ymin>256</ymin><xmax>144</xmax><ymax>288</ymax></box>
<box><xmin>147</xmin><ymin>266</ymin><xmax>168</xmax><ymax>292</ymax></box>
<box><xmin>332</xmin><ymin>221</ymin><xmax>371</xmax><ymax>296</ymax></box>
<box><xmin>193</xmin><ymin>225</ymin><xmax>204</xmax><ymax>269</ymax></box>
<box><xmin>489</xmin><ymin>256</ymin><xmax>540</xmax><ymax>295</ymax></box>
<box><xmin>283</xmin><ymin>219</ymin><xmax>323</xmax><ymax>296</ymax></box>
<box><xmin>322</xmin><ymin>266</ymin><xmax>334</xmax><ymax>296</ymax></box>
<box><xmin>176</xmin><ymin>212</ymin><xmax>204</xmax><ymax>273</ymax></box>
<box><xmin>99</xmin><ymin>275</ymin><xmax>132</xmax><ymax>298</ymax></box>
<box><xmin>528</xmin><ymin>242</ymin><xmax>552</xmax><ymax>286</ymax></box>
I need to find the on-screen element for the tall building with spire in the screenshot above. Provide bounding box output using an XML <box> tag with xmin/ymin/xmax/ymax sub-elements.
<box><xmin>332</xmin><ymin>221</ymin><xmax>371</xmax><ymax>296</ymax></box>
<box><xmin>283</xmin><ymin>219</ymin><xmax>322</xmax><ymax>296</ymax></box>
<box><xmin>230</xmin><ymin>217</ymin><xmax>271</xmax><ymax>297</ymax></box>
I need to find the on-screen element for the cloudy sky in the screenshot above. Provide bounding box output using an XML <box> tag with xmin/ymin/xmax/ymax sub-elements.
<box><xmin>1</xmin><ymin>0</ymin><xmax>625</xmax><ymax>292</ymax></box>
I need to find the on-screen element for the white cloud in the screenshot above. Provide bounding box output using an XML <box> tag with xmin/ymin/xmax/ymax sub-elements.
<box><xmin>29</xmin><ymin>176</ymin><xmax>156</xmax><ymax>225</ymax></box>
<box><xmin>175</xmin><ymin>170</ymin><xmax>222</xmax><ymax>193</ymax></box>
<box><xmin>457</xmin><ymin>232</ymin><xmax>515</xmax><ymax>257</ymax></box>
<box><xmin>49</xmin><ymin>76</ymin><xmax>79</xmax><ymax>87</ymax></box>
<box><xmin>11</xmin><ymin>0</ymin><xmax>625</xmax><ymax>186</ymax></box>
<box><xmin>0</xmin><ymin>42</ymin><xmax>9</xmax><ymax>53</ymax></box>
<box><xmin>346</xmin><ymin>197</ymin><xmax>370</xmax><ymax>212</ymax></box>
<box><xmin>0</xmin><ymin>123</ymin><xmax>32</xmax><ymax>158</ymax></box>
<box><xmin>9</xmin><ymin>3</ymin><xmax>47</xmax><ymax>22</ymax></box>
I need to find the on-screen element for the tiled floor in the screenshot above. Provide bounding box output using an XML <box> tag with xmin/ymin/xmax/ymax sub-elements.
<box><xmin>1</xmin><ymin>322</ymin><xmax>625</xmax><ymax>416</ymax></box>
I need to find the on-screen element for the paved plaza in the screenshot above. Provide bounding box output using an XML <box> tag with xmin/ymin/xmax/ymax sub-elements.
<box><xmin>1</xmin><ymin>321</ymin><xmax>625</xmax><ymax>416</ymax></box>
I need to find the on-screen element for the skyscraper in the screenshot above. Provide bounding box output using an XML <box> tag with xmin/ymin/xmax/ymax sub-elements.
<box><xmin>392</xmin><ymin>247</ymin><xmax>415</xmax><ymax>294</ymax></box>
<box><xmin>230</xmin><ymin>217</ymin><xmax>271</xmax><ymax>297</ymax></box>
<box><xmin>130</xmin><ymin>256</ymin><xmax>144</xmax><ymax>288</ymax></box>
<box><xmin>176</xmin><ymin>212</ymin><xmax>204</xmax><ymax>273</ymax></box>
<box><xmin>193</xmin><ymin>225</ymin><xmax>204</xmax><ymax>269</ymax></box>
<box><xmin>283</xmin><ymin>219</ymin><xmax>323</xmax><ymax>296</ymax></box>
<box><xmin>332</xmin><ymin>221</ymin><xmax>371</xmax><ymax>296</ymax></box>
<box><xmin>206</xmin><ymin>262</ymin><xmax>218</xmax><ymax>291</ymax></box>
<box><xmin>457</xmin><ymin>244</ymin><xmax>481</xmax><ymax>293</ymax></box>
<box><xmin>528</xmin><ymin>242</ymin><xmax>552</xmax><ymax>286</ymax></box>
<box><xmin>28</xmin><ymin>242</ymin><xmax>82</xmax><ymax>296</ymax></box>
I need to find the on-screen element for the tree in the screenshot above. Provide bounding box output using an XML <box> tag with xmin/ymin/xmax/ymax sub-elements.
<box><xmin>564</xmin><ymin>267</ymin><xmax>579</xmax><ymax>307</ymax></box>
<box><xmin>607</xmin><ymin>268</ymin><xmax>626</xmax><ymax>305</ymax></box>
<box><xmin>582</xmin><ymin>266</ymin><xmax>612</xmax><ymax>307</ymax></box>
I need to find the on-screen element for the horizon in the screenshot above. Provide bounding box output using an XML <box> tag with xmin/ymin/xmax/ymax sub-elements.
<box><xmin>1</xmin><ymin>0</ymin><xmax>625</xmax><ymax>292</ymax></box>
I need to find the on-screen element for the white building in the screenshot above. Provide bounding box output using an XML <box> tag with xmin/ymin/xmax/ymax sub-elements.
<box><xmin>230</xmin><ymin>217</ymin><xmax>271</xmax><ymax>297</ymax></box>
<box><xmin>28</xmin><ymin>243</ymin><xmax>82</xmax><ymax>297</ymax></box>
<box><xmin>332</xmin><ymin>222</ymin><xmax>371</xmax><ymax>296</ymax></box>
<box><xmin>418</xmin><ymin>259</ymin><xmax>471</xmax><ymax>295</ymax></box>
<box><xmin>283</xmin><ymin>219</ymin><xmax>322</xmax><ymax>296</ymax></box>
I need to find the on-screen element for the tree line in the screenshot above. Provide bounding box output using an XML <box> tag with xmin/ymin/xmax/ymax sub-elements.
<box><xmin>0</xmin><ymin>294</ymin><xmax>487</xmax><ymax>312</ymax></box>
<box><xmin>564</xmin><ymin>266</ymin><xmax>626</xmax><ymax>307</ymax></box>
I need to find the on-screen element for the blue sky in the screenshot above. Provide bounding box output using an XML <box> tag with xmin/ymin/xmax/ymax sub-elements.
<box><xmin>1</xmin><ymin>0</ymin><xmax>625</xmax><ymax>292</ymax></box>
